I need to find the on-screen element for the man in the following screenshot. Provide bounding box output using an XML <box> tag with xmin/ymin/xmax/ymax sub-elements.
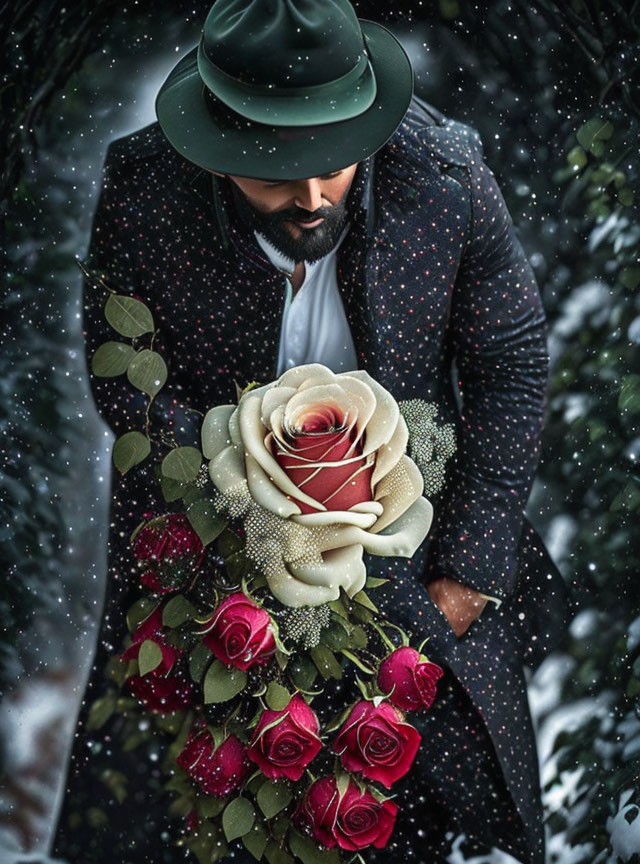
<box><xmin>51</xmin><ymin>1</ymin><xmax>571</xmax><ymax>862</ymax></box>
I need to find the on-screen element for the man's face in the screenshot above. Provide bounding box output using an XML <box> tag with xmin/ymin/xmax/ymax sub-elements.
<box><xmin>212</xmin><ymin>164</ymin><xmax>359</xmax><ymax>263</ymax></box>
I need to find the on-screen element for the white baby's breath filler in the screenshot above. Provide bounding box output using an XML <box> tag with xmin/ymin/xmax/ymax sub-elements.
<box><xmin>397</xmin><ymin>399</ymin><xmax>457</xmax><ymax>498</ymax></box>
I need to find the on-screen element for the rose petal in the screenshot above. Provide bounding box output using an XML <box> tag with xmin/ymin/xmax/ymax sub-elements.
<box><xmin>284</xmin><ymin>380</ymin><xmax>375</xmax><ymax>446</ymax></box>
<box><xmin>260</xmin><ymin>385</ymin><xmax>298</xmax><ymax>429</ymax></box>
<box><xmin>276</xmin><ymin>364</ymin><xmax>336</xmax><ymax>391</ymax></box>
<box><xmin>208</xmin><ymin>444</ymin><xmax>247</xmax><ymax>491</ymax></box>
<box><xmin>309</xmin><ymin>495</ymin><xmax>433</xmax><ymax>558</ymax></box>
<box><xmin>370</xmin><ymin>414</ymin><xmax>409</xmax><ymax>488</ymax></box>
<box><xmin>245</xmin><ymin>452</ymin><xmax>301</xmax><ymax>518</ymax></box>
<box><xmin>238</xmin><ymin>393</ymin><xmax>326</xmax><ymax>511</ymax></box>
<box><xmin>371</xmin><ymin>455</ymin><xmax>424</xmax><ymax>534</ymax></box>
<box><xmin>291</xmin><ymin>509</ymin><xmax>378</xmax><ymax>529</ymax></box>
<box><xmin>266</xmin><ymin>565</ymin><xmax>344</xmax><ymax>607</ymax></box>
<box><xmin>347</xmin><ymin>501</ymin><xmax>384</xmax><ymax>516</ymax></box>
<box><xmin>201</xmin><ymin>404</ymin><xmax>235</xmax><ymax>461</ymax></box>
<box><xmin>336</xmin><ymin>370</ymin><xmax>399</xmax><ymax>456</ymax></box>
<box><xmin>288</xmin><ymin>543</ymin><xmax>366</xmax><ymax>592</ymax></box>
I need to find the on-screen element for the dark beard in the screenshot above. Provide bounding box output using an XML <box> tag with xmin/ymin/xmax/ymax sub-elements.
<box><xmin>228</xmin><ymin>177</ymin><xmax>353</xmax><ymax>264</ymax></box>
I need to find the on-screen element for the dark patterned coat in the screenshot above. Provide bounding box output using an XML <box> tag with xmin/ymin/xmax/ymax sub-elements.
<box><xmin>52</xmin><ymin>94</ymin><xmax>571</xmax><ymax>864</ymax></box>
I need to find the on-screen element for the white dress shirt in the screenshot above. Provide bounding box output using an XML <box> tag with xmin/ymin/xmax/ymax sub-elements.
<box><xmin>254</xmin><ymin>225</ymin><xmax>358</xmax><ymax>376</ymax></box>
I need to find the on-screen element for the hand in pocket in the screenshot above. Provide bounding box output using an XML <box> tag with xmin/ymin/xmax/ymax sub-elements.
<box><xmin>426</xmin><ymin>575</ymin><xmax>490</xmax><ymax>637</ymax></box>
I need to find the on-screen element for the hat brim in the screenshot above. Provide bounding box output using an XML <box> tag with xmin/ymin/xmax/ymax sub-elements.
<box><xmin>155</xmin><ymin>20</ymin><xmax>413</xmax><ymax>180</ymax></box>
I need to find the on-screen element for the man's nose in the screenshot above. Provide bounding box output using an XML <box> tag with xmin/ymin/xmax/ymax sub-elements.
<box><xmin>293</xmin><ymin>178</ymin><xmax>324</xmax><ymax>213</ymax></box>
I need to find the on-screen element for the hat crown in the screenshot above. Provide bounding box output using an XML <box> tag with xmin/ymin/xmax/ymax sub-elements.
<box><xmin>202</xmin><ymin>0</ymin><xmax>366</xmax><ymax>88</ymax></box>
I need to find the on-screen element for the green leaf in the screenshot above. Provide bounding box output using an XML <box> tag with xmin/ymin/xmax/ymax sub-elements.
<box><xmin>182</xmin><ymin>485</ymin><xmax>206</xmax><ymax>506</ymax></box>
<box><xmin>86</xmin><ymin>691</ymin><xmax>117</xmax><ymax>731</ymax></box>
<box><xmin>161</xmin><ymin>475</ymin><xmax>189</xmax><ymax>503</ymax></box>
<box><xmin>288</xmin><ymin>655</ymin><xmax>318</xmax><ymax>692</ymax></box>
<box><xmin>310</xmin><ymin>645</ymin><xmax>342</xmax><ymax>681</ymax></box>
<box><xmin>162</xmin><ymin>594</ymin><xmax>196</xmax><ymax>628</ymax></box>
<box><xmin>618</xmin><ymin>374</ymin><xmax>640</xmax><ymax>416</ymax></box>
<box><xmin>104</xmin><ymin>293</ymin><xmax>154</xmax><ymax>337</ymax></box>
<box><xmin>138</xmin><ymin>639</ymin><xmax>163</xmax><ymax>676</ymax></box>
<box><xmin>365</xmin><ymin>576</ymin><xmax>390</xmax><ymax>589</ymax></box>
<box><xmin>226</xmin><ymin>551</ymin><xmax>249</xmax><ymax>582</ymax></box>
<box><xmin>113</xmin><ymin>431</ymin><xmax>151</xmax><ymax>474</ymax></box>
<box><xmin>216</xmin><ymin>529</ymin><xmax>244</xmax><ymax>557</ymax></box>
<box><xmin>265</xmin><ymin>682</ymin><xmax>292</xmax><ymax>711</ymax></box>
<box><xmin>327</xmin><ymin>598</ymin><xmax>349</xmax><ymax>619</ymax></box>
<box><xmin>243</xmin><ymin>822</ymin><xmax>269</xmax><ymax>861</ymax></box>
<box><xmin>126</xmin><ymin>596</ymin><xmax>158</xmax><ymax>633</ymax></box>
<box><xmin>197</xmin><ymin>796</ymin><xmax>226</xmax><ymax>819</ymax></box>
<box><xmin>576</xmin><ymin>117</ymin><xmax>613</xmax><ymax>154</ymax></box>
<box><xmin>189</xmin><ymin>642</ymin><xmax>212</xmax><ymax>684</ymax></box>
<box><xmin>620</xmin><ymin>266</ymin><xmax>640</xmax><ymax>289</ymax></box>
<box><xmin>187</xmin><ymin>499</ymin><xmax>226</xmax><ymax>546</ymax></box>
<box><xmin>91</xmin><ymin>341</ymin><xmax>136</xmax><ymax>377</ymax></box>
<box><xmin>204</xmin><ymin>658</ymin><xmax>247</xmax><ymax>703</ymax></box>
<box><xmin>162</xmin><ymin>446</ymin><xmax>203</xmax><ymax>483</ymax></box>
<box><xmin>264</xmin><ymin>840</ymin><xmax>295</xmax><ymax>864</ymax></box>
<box><xmin>320</xmin><ymin>619</ymin><xmax>350</xmax><ymax>651</ymax></box>
<box><xmin>257</xmin><ymin>779</ymin><xmax>293</xmax><ymax>819</ymax></box>
<box><xmin>352</xmin><ymin>590</ymin><xmax>379</xmax><ymax>613</ymax></box>
<box><xmin>618</xmin><ymin>187</ymin><xmax>634</xmax><ymax>207</ymax></box>
<box><xmin>288</xmin><ymin>829</ymin><xmax>341</xmax><ymax>864</ymax></box>
<box><xmin>566</xmin><ymin>145</ymin><xmax>587</xmax><ymax>170</ymax></box>
<box><xmin>351</xmin><ymin>625</ymin><xmax>368</xmax><ymax>649</ymax></box>
<box><xmin>126</xmin><ymin>349</ymin><xmax>168</xmax><ymax>397</ymax></box>
<box><xmin>222</xmin><ymin>797</ymin><xmax>256</xmax><ymax>842</ymax></box>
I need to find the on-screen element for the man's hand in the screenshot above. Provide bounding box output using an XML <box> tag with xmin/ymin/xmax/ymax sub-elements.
<box><xmin>427</xmin><ymin>575</ymin><xmax>490</xmax><ymax>637</ymax></box>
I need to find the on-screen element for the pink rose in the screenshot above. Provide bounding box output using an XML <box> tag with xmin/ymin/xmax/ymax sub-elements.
<box><xmin>176</xmin><ymin>725</ymin><xmax>250</xmax><ymax>798</ymax></box>
<box><xmin>133</xmin><ymin>513</ymin><xmax>204</xmax><ymax>594</ymax></box>
<box><xmin>293</xmin><ymin>776</ymin><xmax>398</xmax><ymax>852</ymax></box>
<box><xmin>120</xmin><ymin>607</ymin><xmax>193</xmax><ymax>713</ymax></box>
<box><xmin>331</xmin><ymin>700</ymin><xmax>421</xmax><ymax>788</ymax></box>
<box><xmin>247</xmin><ymin>694</ymin><xmax>322</xmax><ymax>781</ymax></box>
<box><xmin>377</xmin><ymin>646</ymin><xmax>444</xmax><ymax>712</ymax></box>
<box><xmin>201</xmin><ymin>593</ymin><xmax>276</xmax><ymax>671</ymax></box>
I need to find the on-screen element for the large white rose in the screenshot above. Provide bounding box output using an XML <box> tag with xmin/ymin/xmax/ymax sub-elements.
<box><xmin>201</xmin><ymin>364</ymin><xmax>433</xmax><ymax>608</ymax></box>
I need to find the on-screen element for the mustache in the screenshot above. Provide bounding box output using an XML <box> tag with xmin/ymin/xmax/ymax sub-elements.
<box><xmin>269</xmin><ymin>204</ymin><xmax>344</xmax><ymax>224</ymax></box>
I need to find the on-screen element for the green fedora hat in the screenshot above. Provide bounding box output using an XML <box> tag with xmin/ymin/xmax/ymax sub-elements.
<box><xmin>155</xmin><ymin>0</ymin><xmax>413</xmax><ymax>180</ymax></box>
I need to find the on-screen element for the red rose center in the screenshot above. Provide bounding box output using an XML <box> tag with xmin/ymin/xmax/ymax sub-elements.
<box><xmin>341</xmin><ymin>803</ymin><xmax>378</xmax><ymax>835</ymax></box>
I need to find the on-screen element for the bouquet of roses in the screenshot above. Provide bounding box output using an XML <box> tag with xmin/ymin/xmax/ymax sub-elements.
<box><xmin>86</xmin><ymin>284</ymin><xmax>458</xmax><ymax>864</ymax></box>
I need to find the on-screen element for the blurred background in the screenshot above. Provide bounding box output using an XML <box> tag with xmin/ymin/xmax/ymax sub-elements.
<box><xmin>1</xmin><ymin>1</ymin><xmax>639</xmax><ymax>862</ymax></box>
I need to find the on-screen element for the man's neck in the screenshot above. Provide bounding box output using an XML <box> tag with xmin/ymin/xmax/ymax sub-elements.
<box><xmin>290</xmin><ymin>261</ymin><xmax>305</xmax><ymax>296</ymax></box>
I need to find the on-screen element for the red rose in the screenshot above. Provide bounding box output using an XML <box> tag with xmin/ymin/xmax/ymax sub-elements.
<box><xmin>293</xmin><ymin>776</ymin><xmax>398</xmax><ymax>852</ymax></box>
<box><xmin>176</xmin><ymin>725</ymin><xmax>250</xmax><ymax>798</ymax></box>
<box><xmin>377</xmin><ymin>646</ymin><xmax>444</xmax><ymax>712</ymax></box>
<box><xmin>201</xmin><ymin>593</ymin><xmax>276</xmax><ymax>671</ymax></box>
<box><xmin>121</xmin><ymin>607</ymin><xmax>193</xmax><ymax>713</ymax></box>
<box><xmin>247</xmin><ymin>693</ymin><xmax>322</xmax><ymax>781</ymax></box>
<box><xmin>331</xmin><ymin>700</ymin><xmax>421</xmax><ymax>788</ymax></box>
<box><xmin>272</xmin><ymin>405</ymin><xmax>374</xmax><ymax>515</ymax></box>
<box><xmin>133</xmin><ymin>514</ymin><xmax>204</xmax><ymax>594</ymax></box>
<box><xmin>184</xmin><ymin>809</ymin><xmax>200</xmax><ymax>833</ymax></box>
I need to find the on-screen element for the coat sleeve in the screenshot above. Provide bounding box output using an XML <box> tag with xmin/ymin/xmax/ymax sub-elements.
<box><xmin>426</xmin><ymin>154</ymin><xmax>550</xmax><ymax>602</ymax></box>
<box><xmin>82</xmin><ymin>141</ymin><xmax>200</xmax><ymax>447</ymax></box>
